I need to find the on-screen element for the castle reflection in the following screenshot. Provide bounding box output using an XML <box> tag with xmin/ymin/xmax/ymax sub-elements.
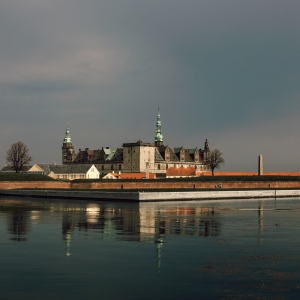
<box><xmin>60</xmin><ymin>203</ymin><xmax>222</xmax><ymax>243</ymax></box>
<box><xmin>0</xmin><ymin>197</ymin><xmax>276</xmax><ymax>268</ymax></box>
<box><xmin>0</xmin><ymin>199</ymin><xmax>223</xmax><ymax>244</ymax></box>
<box><xmin>59</xmin><ymin>202</ymin><xmax>222</xmax><ymax>262</ymax></box>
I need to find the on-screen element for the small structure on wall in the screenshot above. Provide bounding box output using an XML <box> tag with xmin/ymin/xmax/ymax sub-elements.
<box><xmin>258</xmin><ymin>155</ymin><xmax>263</xmax><ymax>176</ymax></box>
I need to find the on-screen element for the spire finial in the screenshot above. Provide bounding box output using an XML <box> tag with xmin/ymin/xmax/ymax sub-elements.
<box><xmin>63</xmin><ymin>123</ymin><xmax>72</xmax><ymax>144</ymax></box>
<box><xmin>155</xmin><ymin>108</ymin><xmax>163</xmax><ymax>146</ymax></box>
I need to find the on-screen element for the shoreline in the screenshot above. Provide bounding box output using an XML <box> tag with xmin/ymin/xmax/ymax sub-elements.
<box><xmin>1</xmin><ymin>188</ymin><xmax>300</xmax><ymax>202</ymax></box>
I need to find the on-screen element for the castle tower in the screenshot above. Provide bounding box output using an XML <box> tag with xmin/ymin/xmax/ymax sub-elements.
<box><xmin>204</xmin><ymin>138</ymin><xmax>210</xmax><ymax>161</ymax></box>
<box><xmin>62</xmin><ymin>125</ymin><xmax>76</xmax><ymax>164</ymax></box>
<box><xmin>154</xmin><ymin>108</ymin><xmax>163</xmax><ymax>147</ymax></box>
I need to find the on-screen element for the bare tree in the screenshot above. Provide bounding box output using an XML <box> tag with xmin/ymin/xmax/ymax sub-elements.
<box><xmin>207</xmin><ymin>149</ymin><xmax>224</xmax><ymax>176</ymax></box>
<box><xmin>6</xmin><ymin>141</ymin><xmax>32</xmax><ymax>173</ymax></box>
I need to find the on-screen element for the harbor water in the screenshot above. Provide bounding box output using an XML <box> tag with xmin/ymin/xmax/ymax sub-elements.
<box><xmin>0</xmin><ymin>196</ymin><xmax>299</xmax><ymax>299</ymax></box>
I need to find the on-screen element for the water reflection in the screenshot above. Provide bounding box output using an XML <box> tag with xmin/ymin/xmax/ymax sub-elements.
<box><xmin>0</xmin><ymin>197</ymin><xmax>299</xmax><ymax>299</ymax></box>
<box><xmin>7</xmin><ymin>210</ymin><xmax>30</xmax><ymax>242</ymax></box>
<box><xmin>0</xmin><ymin>197</ymin><xmax>297</xmax><ymax>248</ymax></box>
<box><xmin>62</xmin><ymin>209</ymin><xmax>75</xmax><ymax>256</ymax></box>
<box><xmin>0</xmin><ymin>199</ymin><xmax>222</xmax><ymax>246</ymax></box>
<box><xmin>0</xmin><ymin>201</ymin><xmax>46</xmax><ymax>242</ymax></box>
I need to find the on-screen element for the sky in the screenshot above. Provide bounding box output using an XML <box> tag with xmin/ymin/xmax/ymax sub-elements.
<box><xmin>1</xmin><ymin>0</ymin><xmax>300</xmax><ymax>172</ymax></box>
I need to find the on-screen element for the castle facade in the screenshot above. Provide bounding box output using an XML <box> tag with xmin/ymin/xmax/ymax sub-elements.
<box><xmin>62</xmin><ymin>110</ymin><xmax>210</xmax><ymax>174</ymax></box>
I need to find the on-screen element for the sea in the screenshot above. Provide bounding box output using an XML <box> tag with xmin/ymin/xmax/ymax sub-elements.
<box><xmin>0</xmin><ymin>196</ymin><xmax>299</xmax><ymax>300</ymax></box>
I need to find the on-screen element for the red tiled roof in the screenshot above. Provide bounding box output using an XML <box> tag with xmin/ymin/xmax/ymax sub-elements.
<box><xmin>166</xmin><ymin>166</ymin><xmax>196</xmax><ymax>177</ymax></box>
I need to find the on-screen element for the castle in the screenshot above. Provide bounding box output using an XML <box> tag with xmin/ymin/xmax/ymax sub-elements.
<box><xmin>62</xmin><ymin>109</ymin><xmax>210</xmax><ymax>174</ymax></box>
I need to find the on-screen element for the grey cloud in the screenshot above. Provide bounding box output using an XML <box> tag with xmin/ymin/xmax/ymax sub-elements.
<box><xmin>0</xmin><ymin>0</ymin><xmax>300</xmax><ymax>171</ymax></box>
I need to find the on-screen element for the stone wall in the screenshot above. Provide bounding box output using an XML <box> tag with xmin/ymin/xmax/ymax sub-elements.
<box><xmin>0</xmin><ymin>181</ymin><xmax>70</xmax><ymax>189</ymax></box>
<box><xmin>1</xmin><ymin>180</ymin><xmax>300</xmax><ymax>190</ymax></box>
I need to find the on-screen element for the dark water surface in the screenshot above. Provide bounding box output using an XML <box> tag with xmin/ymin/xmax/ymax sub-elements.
<box><xmin>0</xmin><ymin>196</ymin><xmax>299</xmax><ymax>300</ymax></box>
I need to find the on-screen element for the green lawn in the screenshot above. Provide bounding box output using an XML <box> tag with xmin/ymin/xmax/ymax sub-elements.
<box><xmin>0</xmin><ymin>173</ymin><xmax>56</xmax><ymax>181</ymax></box>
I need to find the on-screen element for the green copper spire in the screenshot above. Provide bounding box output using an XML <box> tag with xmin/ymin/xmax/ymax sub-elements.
<box><xmin>155</xmin><ymin>235</ymin><xmax>164</xmax><ymax>274</ymax></box>
<box><xmin>155</xmin><ymin>108</ymin><xmax>163</xmax><ymax>146</ymax></box>
<box><xmin>63</xmin><ymin>124</ymin><xmax>72</xmax><ymax>144</ymax></box>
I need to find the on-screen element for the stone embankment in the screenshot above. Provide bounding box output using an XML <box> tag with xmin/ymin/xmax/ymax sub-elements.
<box><xmin>1</xmin><ymin>180</ymin><xmax>300</xmax><ymax>201</ymax></box>
<box><xmin>1</xmin><ymin>188</ymin><xmax>300</xmax><ymax>201</ymax></box>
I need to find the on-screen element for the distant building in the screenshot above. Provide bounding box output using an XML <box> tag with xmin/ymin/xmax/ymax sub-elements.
<box><xmin>29</xmin><ymin>164</ymin><xmax>99</xmax><ymax>180</ymax></box>
<box><xmin>102</xmin><ymin>172</ymin><xmax>156</xmax><ymax>179</ymax></box>
<box><xmin>62</xmin><ymin>109</ymin><xmax>210</xmax><ymax>175</ymax></box>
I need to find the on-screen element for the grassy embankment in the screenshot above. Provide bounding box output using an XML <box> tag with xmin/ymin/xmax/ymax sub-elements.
<box><xmin>0</xmin><ymin>173</ymin><xmax>55</xmax><ymax>181</ymax></box>
<box><xmin>78</xmin><ymin>175</ymin><xmax>300</xmax><ymax>183</ymax></box>
<box><xmin>1</xmin><ymin>173</ymin><xmax>300</xmax><ymax>183</ymax></box>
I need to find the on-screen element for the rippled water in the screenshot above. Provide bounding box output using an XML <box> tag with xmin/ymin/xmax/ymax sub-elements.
<box><xmin>0</xmin><ymin>196</ymin><xmax>299</xmax><ymax>299</ymax></box>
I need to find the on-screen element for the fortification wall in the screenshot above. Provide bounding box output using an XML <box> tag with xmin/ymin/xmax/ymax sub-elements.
<box><xmin>0</xmin><ymin>181</ymin><xmax>70</xmax><ymax>189</ymax></box>
<box><xmin>1</xmin><ymin>180</ymin><xmax>300</xmax><ymax>190</ymax></box>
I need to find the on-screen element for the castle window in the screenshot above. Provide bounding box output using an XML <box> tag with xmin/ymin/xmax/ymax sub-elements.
<box><xmin>166</xmin><ymin>164</ymin><xmax>168</xmax><ymax>170</ymax></box>
<box><xmin>119</xmin><ymin>164</ymin><xmax>122</xmax><ymax>170</ymax></box>
<box><xmin>158</xmin><ymin>164</ymin><xmax>160</xmax><ymax>170</ymax></box>
<box><xmin>101</xmin><ymin>165</ymin><xmax>104</xmax><ymax>170</ymax></box>
<box><xmin>111</xmin><ymin>165</ymin><xmax>114</xmax><ymax>170</ymax></box>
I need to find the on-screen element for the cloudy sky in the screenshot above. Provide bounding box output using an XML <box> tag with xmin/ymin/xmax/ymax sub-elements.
<box><xmin>1</xmin><ymin>0</ymin><xmax>300</xmax><ymax>171</ymax></box>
